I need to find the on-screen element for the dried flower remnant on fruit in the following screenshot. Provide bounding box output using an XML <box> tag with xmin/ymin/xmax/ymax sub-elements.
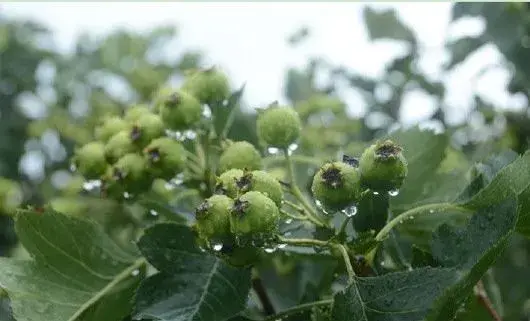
<box><xmin>321</xmin><ymin>166</ymin><xmax>343</xmax><ymax>189</ymax></box>
<box><xmin>342</xmin><ymin>155</ymin><xmax>359</xmax><ymax>168</ymax></box>
<box><xmin>235</xmin><ymin>172</ymin><xmax>253</xmax><ymax>192</ymax></box>
<box><xmin>130</xmin><ymin>125</ymin><xmax>142</xmax><ymax>142</ymax></box>
<box><xmin>375</xmin><ymin>141</ymin><xmax>402</xmax><ymax>160</ymax></box>
<box><xmin>143</xmin><ymin>137</ymin><xmax>187</xmax><ymax>179</ymax></box>
<box><xmin>194</xmin><ymin>195</ymin><xmax>234</xmax><ymax>241</ymax></box>
<box><xmin>232</xmin><ymin>198</ymin><xmax>250</xmax><ymax>218</ymax></box>
<box><xmin>156</xmin><ymin>88</ymin><xmax>203</xmax><ymax>130</ymax></box>
<box><xmin>195</xmin><ymin>200</ymin><xmax>211</xmax><ymax>220</ymax></box>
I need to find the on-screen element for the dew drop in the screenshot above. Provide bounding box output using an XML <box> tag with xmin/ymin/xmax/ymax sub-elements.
<box><xmin>429</xmin><ymin>209</ymin><xmax>434</xmax><ymax>214</ymax></box>
<box><xmin>123</xmin><ymin>191</ymin><xmax>132</xmax><ymax>199</ymax></box>
<box><xmin>164</xmin><ymin>182</ymin><xmax>176</xmax><ymax>190</ymax></box>
<box><xmin>372</xmin><ymin>191</ymin><xmax>380</xmax><ymax>195</ymax></box>
<box><xmin>409</xmin><ymin>215</ymin><xmax>415</xmax><ymax>220</ymax></box>
<box><xmin>341</xmin><ymin>205</ymin><xmax>358</xmax><ymax>217</ymax></box>
<box><xmin>267</xmin><ymin>147</ymin><xmax>280</xmax><ymax>155</ymax></box>
<box><xmin>380</xmin><ymin>261</ymin><xmax>386</xmax><ymax>266</ymax></box>
<box><xmin>284</xmin><ymin>218</ymin><xmax>293</xmax><ymax>224</ymax></box>
<box><xmin>184</xmin><ymin>130</ymin><xmax>197</xmax><ymax>140</ymax></box>
<box><xmin>315</xmin><ymin>200</ymin><xmax>331</xmax><ymax>215</ymax></box>
<box><xmin>264</xmin><ymin>246</ymin><xmax>277</xmax><ymax>253</ymax></box>
<box><xmin>69</xmin><ymin>163</ymin><xmax>77</xmax><ymax>172</ymax></box>
<box><xmin>388</xmin><ymin>189</ymin><xmax>399</xmax><ymax>197</ymax></box>
<box><xmin>212</xmin><ymin>243</ymin><xmax>223</xmax><ymax>252</ymax></box>
<box><xmin>287</xmin><ymin>143</ymin><xmax>298</xmax><ymax>155</ymax></box>
<box><xmin>283</xmin><ymin>231</ymin><xmax>292</xmax><ymax>237</ymax></box>
<box><xmin>131</xmin><ymin>269</ymin><xmax>140</xmax><ymax>276</ymax></box>
<box><xmin>277</xmin><ymin>243</ymin><xmax>287</xmax><ymax>249</ymax></box>
<box><xmin>199</xmin><ymin>246</ymin><xmax>207</xmax><ymax>253</ymax></box>
<box><xmin>149</xmin><ymin>209</ymin><xmax>159</xmax><ymax>216</ymax></box>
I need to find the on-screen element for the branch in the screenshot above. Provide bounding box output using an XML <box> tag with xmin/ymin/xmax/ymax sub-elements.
<box><xmin>263</xmin><ymin>299</ymin><xmax>333</xmax><ymax>321</ymax></box>
<box><xmin>252</xmin><ymin>277</ymin><xmax>275</xmax><ymax>316</ymax></box>
<box><xmin>475</xmin><ymin>280</ymin><xmax>502</xmax><ymax>321</ymax></box>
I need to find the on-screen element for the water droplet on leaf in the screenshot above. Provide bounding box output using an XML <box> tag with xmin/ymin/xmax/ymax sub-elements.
<box><xmin>149</xmin><ymin>209</ymin><xmax>159</xmax><ymax>216</ymax></box>
<box><xmin>372</xmin><ymin>191</ymin><xmax>380</xmax><ymax>195</ymax></box>
<box><xmin>212</xmin><ymin>243</ymin><xmax>223</xmax><ymax>252</ymax></box>
<box><xmin>267</xmin><ymin>147</ymin><xmax>280</xmax><ymax>155</ymax></box>
<box><xmin>131</xmin><ymin>269</ymin><xmax>140</xmax><ymax>276</ymax></box>
<box><xmin>341</xmin><ymin>205</ymin><xmax>357</xmax><ymax>217</ymax></box>
<box><xmin>388</xmin><ymin>189</ymin><xmax>399</xmax><ymax>197</ymax></box>
<box><xmin>285</xmin><ymin>218</ymin><xmax>293</xmax><ymax>224</ymax></box>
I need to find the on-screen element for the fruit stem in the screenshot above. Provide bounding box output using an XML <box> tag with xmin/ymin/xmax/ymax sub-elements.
<box><xmin>335</xmin><ymin>244</ymin><xmax>355</xmax><ymax>282</ymax></box>
<box><xmin>278</xmin><ymin>236</ymin><xmax>330</xmax><ymax>248</ymax></box>
<box><xmin>337</xmin><ymin>216</ymin><xmax>353</xmax><ymax>240</ymax></box>
<box><xmin>283</xmin><ymin>149</ymin><xmax>327</xmax><ymax>226</ymax></box>
<box><xmin>262</xmin><ymin>299</ymin><xmax>333</xmax><ymax>321</ymax></box>
<box><xmin>264</xmin><ymin>154</ymin><xmax>323</xmax><ymax>168</ymax></box>
<box><xmin>375</xmin><ymin>202</ymin><xmax>473</xmax><ymax>242</ymax></box>
<box><xmin>282</xmin><ymin>201</ymin><xmax>325</xmax><ymax>227</ymax></box>
<box><xmin>280</xmin><ymin>209</ymin><xmax>309</xmax><ymax>222</ymax></box>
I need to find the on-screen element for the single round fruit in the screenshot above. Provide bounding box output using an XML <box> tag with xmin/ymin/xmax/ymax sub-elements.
<box><xmin>104</xmin><ymin>131</ymin><xmax>137</xmax><ymax>164</ymax></box>
<box><xmin>311</xmin><ymin>161</ymin><xmax>362</xmax><ymax>212</ymax></box>
<box><xmin>230</xmin><ymin>191</ymin><xmax>279</xmax><ymax>243</ymax></box>
<box><xmin>359</xmin><ymin>140</ymin><xmax>408</xmax><ymax>192</ymax></box>
<box><xmin>124</xmin><ymin>104</ymin><xmax>151</xmax><ymax>122</ymax></box>
<box><xmin>94</xmin><ymin>116</ymin><xmax>129</xmax><ymax>143</ymax></box>
<box><xmin>216</xmin><ymin>169</ymin><xmax>244</xmax><ymax>197</ymax></box>
<box><xmin>0</xmin><ymin>178</ymin><xmax>22</xmax><ymax>214</ymax></box>
<box><xmin>218</xmin><ymin>141</ymin><xmax>262</xmax><ymax>173</ymax></box>
<box><xmin>156</xmin><ymin>88</ymin><xmax>203</xmax><ymax>130</ymax></box>
<box><xmin>295</xmin><ymin>94</ymin><xmax>346</xmax><ymax>119</ymax></box>
<box><xmin>73</xmin><ymin>141</ymin><xmax>108</xmax><ymax>179</ymax></box>
<box><xmin>144</xmin><ymin>137</ymin><xmax>187</xmax><ymax>179</ymax></box>
<box><xmin>182</xmin><ymin>67</ymin><xmax>231</xmax><ymax>106</ymax></box>
<box><xmin>195</xmin><ymin>194</ymin><xmax>234</xmax><ymax>242</ymax></box>
<box><xmin>108</xmin><ymin>153</ymin><xmax>150</xmax><ymax>194</ymax></box>
<box><xmin>129</xmin><ymin>113</ymin><xmax>165</xmax><ymax>147</ymax></box>
<box><xmin>257</xmin><ymin>106</ymin><xmax>302</xmax><ymax>148</ymax></box>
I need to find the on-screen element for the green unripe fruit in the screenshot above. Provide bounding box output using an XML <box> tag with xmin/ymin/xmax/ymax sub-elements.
<box><xmin>104</xmin><ymin>131</ymin><xmax>137</xmax><ymax>164</ymax></box>
<box><xmin>230</xmin><ymin>191</ymin><xmax>279</xmax><ymax>244</ymax></box>
<box><xmin>124</xmin><ymin>104</ymin><xmax>151</xmax><ymax>122</ymax></box>
<box><xmin>257</xmin><ymin>106</ymin><xmax>302</xmax><ymax>148</ymax></box>
<box><xmin>129</xmin><ymin>113</ymin><xmax>165</xmax><ymax>147</ymax></box>
<box><xmin>73</xmin><ymin>142</ymin><xmax>108</xmax><ymax>179</ymax></box>
<box><xmin>216</xmin><ymin>169</ymin><xmax>244</xmax><ymax>197</ymax></box>
<box><xmin>182</xmin><ymin>67</ymin><xmax>231</xmax><ymax>105</ymax></box>
<box><xmin>195</xmin><ymin>195</ymin><xmax>234</xmax><ymax>242</ymax></box>
<box><xmin>95</xmin><ymin>116</ymin><xmax>129</xmax><ymax>143</ymax></box>
<box><xmin>311</xmin><ymin>162</ymin><xmax>362</xmax><ymax>212</ymax></box>
<box><xmin>109</xmin><ymin>153</ymin><xmax>150</xmax><ymax>194</ymax></box>
<box><xmin>144</xmin><ymin>137</ymin><xmax>187</xmax><ymax>179</ymax></box>
<box><xmin>359</xmin><ymin>140</ymin><xmax>408</xmax><ymax>192</ymax></box>
<box><xmin>0</xmin><ymin>178</ymin><xmax>23</xmax><ymax>215</ymax></box>
<box><xmin>156</xmin><ymin>88</ymin><xmax>203</xmax><ymax>130</ymax></box>
<box><xmin>218</xmin><ymin>141</ymin><xmax>262</xmax><ymax>173</ymax></box>
<box><xmin>216</xmin><ymin>170</ymin><xmax>283</xmax><ymax>206</ymax></box>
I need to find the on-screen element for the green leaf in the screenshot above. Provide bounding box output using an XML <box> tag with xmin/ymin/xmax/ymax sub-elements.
<box><xmin>212</xmin><ymin>85</ymin><xmax>246</xmax><ymax>139</ymax></box>
<box><xmin>427</xmin><ymin>198</ymin><xmax>518</xmax><ymax>320</ymax></box>
<box><xmin>451</xmin><ymin>3</ymin><xmax>485</xmax><ymax>20</ymax></box>
<box><xmin>464</xmin><ymin>151</ymin><xmax>530</xmax><ymax>236</ymax></box>
<box><xmin>0</xmin><ymin>208</ymin><xmax>143</xmax><ymax>321</ymax></box>
<box><xmin>363</xmin><ymin>7</ymin><xmax>416</xmax><ymax>43</ymax></box>
<box><xmin>331</xmin><ymin>267</ymin><xmax>459</xmax><ymax>321</ymax></box>
<box><xmin>386</xmin><ymin>127</ymin><xmax>449</xmax><ymax>209</ymax></box>
<box><xmin>134</xmin><ymin>223</ymin><xmax>252</xmax><ymax>321</ymax></box>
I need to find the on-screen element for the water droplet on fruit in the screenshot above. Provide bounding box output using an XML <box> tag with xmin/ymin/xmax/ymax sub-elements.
<box><xmin>372</xmin><ymin>191</ymin><xmax>380</xmax><ymax>195</ymax></box>
<box><xmin>267</xmin><ymin>147</ymin><xmax>280</xmax><ymax>155</ymax></box>
<box><xmin>285</xmin><ymin>218</ymin><xmax>293</xmax><ymax>224</ymax></box>
<box><xmin>388</xmin><ymin>189</ymin><xmax>399</xmax><ymax>197</ymax></box>
<box><xmin>184</xmin><ymin>130</ymin><xmax>197</xmax><ymax>140</ymax></box>
<box><xmin>315</xmin><ymin>200</ymin><xmax>331</xmax><ymax>215</ymax></box>
<box><xmin>341</xmin><ymin>205</ymin><xmax>357</xmax><ymax>217</ymax></box>
<box><xmin>131</xmin><ymin>269</ymin><xmax>140</xmax><ymax>276</ymax></box>
<box><xmin>83</xmin><ymin>179</ymin><xmax>102</xmax><ymax>191</ymax></box>
<box><xmin>149</xmin><ymin>209</ymin><xmax>159</xmax><ymax>216</ymax></box>
<box><xmin>212</xmin><ymin>243</ymin><xmax>223</xmax><ymax>252</ymax></box>
<box><xmin>202</xmin><ymin>105</ymin><xmax>212</xmax><ymax>118</ymax></box>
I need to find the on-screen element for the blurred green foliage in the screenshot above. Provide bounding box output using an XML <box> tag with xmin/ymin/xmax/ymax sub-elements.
<box><xmin>2</xmin><ymin>3</ymin><xmax>530</xmax><ymax>320</ymax></box>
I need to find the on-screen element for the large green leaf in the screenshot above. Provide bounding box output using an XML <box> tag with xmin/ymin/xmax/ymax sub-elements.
<box><xmin>331</xmin><ymin>267</ymin><xmax>458</xmax><ymax>321</ymax></box>
<box><xmin>465</xmin><ymin>151</ymin><xmax>530</xmax><ymax>236</ymax></box>
<box><xmin>0</xmin><ymin>208</ymin><xmax>143</xmax><ymax>321</ymax></box>
<box><xmin>134</xmin><ymin>223</ymin><xmax>252</xmax><ymax>321</ymax></box>
<box><xmin>427</xmin><ymin>198</ymin><xmax>517</xmax><ymax>320</ymax></box>
<box><xmin>353</xmin><ymin>192</ymin><xmax>389</xmax><ymax>233</ymax></box>
<box><xmin>363</xmin><ymin>7</ymin><xmax>416</xmax><ymax>43</ymax></box>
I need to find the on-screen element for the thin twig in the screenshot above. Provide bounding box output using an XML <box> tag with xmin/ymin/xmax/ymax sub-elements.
<box><xmin>263</xmin><ymin>300</ymin><xmax>333</xmax><ymax>321</ymax></box>
<box><xmin>336</xmin><ymin>244</ymin><xmax>355</xmax><ymax>282</ymax></box>
<box><xmin>252</xmin><ymin>277</ymin><xmax>275</xmax><ymax>316</ymax></box>
<box><xmin>475</xmin><ymin>280</ymin><xmax>502</xmax><ymax>321</ymax></box>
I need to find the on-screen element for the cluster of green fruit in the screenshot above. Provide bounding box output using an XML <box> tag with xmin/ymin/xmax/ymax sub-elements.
<box><xmin>312</xmin><ymin>139</ymin><xmax>408</xmax><ymax>213</ymax></box>
<box><xmin>71</xmin><ymin>67</ymin><xmax>231</xmax><ymax>198</ymax></box>
<box><xmin>193</xmin><ymin>104</ymin><xmax>302</xmax><ymax>266</ymax></box>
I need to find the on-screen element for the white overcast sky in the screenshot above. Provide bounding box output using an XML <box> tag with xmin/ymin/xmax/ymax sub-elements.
<box><xmin>2</xmin><ymin>2</ymin><xmax>526</xmax><ymax>126</ymax></box>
